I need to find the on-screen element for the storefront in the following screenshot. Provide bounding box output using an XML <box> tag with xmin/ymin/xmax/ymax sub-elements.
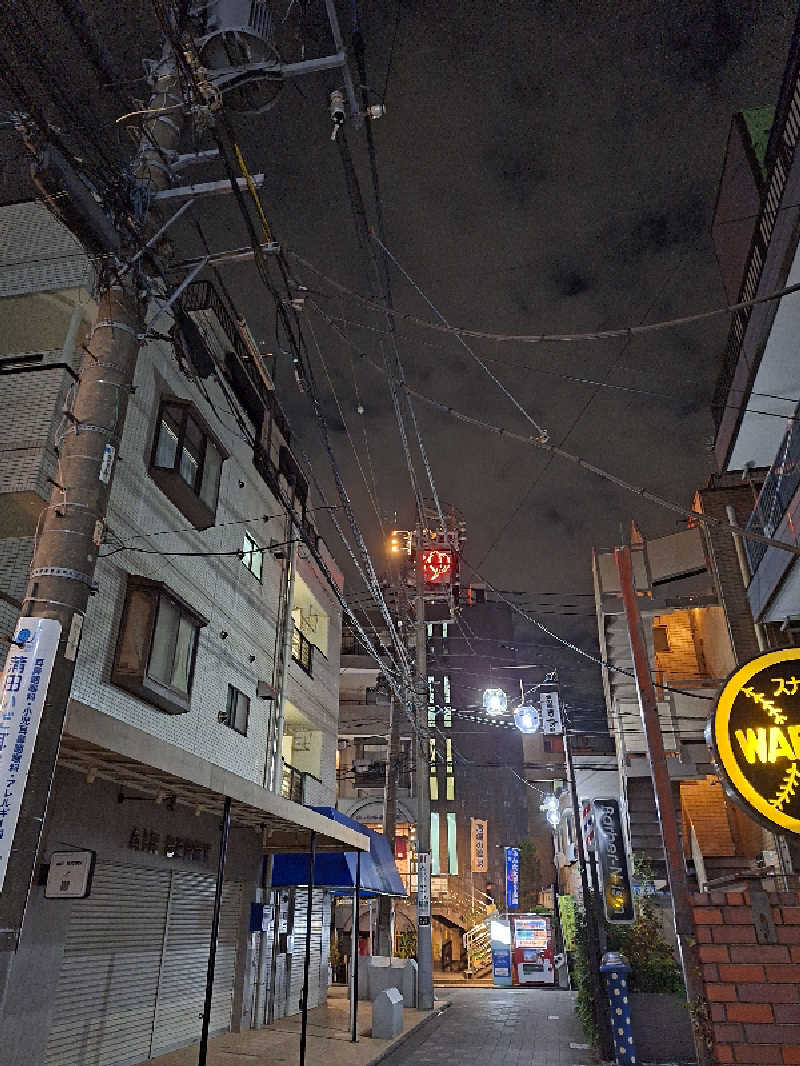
<box><xmin>0</xmin><ymin>706</ymin><xmax>368</xmax><ymax>1066</ymax></box>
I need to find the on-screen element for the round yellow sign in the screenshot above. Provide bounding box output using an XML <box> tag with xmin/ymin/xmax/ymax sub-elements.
<box><xmin>711</xmin><ymin>649</ymin><xmax>800</xmax><ymax>835</ymax></box>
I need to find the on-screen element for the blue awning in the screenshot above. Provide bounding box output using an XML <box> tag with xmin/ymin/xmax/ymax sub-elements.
<box><xmin>270</xmin><ymin>807</ymin><xmax>407</xmax><ymax>898</ymax></box>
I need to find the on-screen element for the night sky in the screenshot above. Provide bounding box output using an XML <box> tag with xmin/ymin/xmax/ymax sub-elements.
<box><xmin>1</xmin><ymin>1</ymin><xmax>796</xmax><ymax>715</ymax></box>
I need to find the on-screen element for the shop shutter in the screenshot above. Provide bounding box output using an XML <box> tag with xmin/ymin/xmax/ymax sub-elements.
<box><xmin>286</xmin><ymin>888</ymin><xmax>325</xmax><ymax>1015</ymax></box>
<box><xmin>44</xmin><ymin>862</ymin><xmax>171</xmax><ymax>1066</ymax></box>
<box><xmin>149</xmin><ymin>870</ymin><xmax>242</xmax><ymax>1057</ymax></box>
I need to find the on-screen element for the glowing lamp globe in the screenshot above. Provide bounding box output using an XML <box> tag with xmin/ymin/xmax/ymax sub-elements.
<box><xmin>514</xmin><ymin>705</ymin><xmax>540</xmax><ymax>733</ymax></box>
<box><xmin>482</xmin><ymin>688</ymin><xmax>507</xmax><ymax>716</ymax></box>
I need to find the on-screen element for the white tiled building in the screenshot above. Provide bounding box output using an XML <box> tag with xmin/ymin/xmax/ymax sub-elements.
<box><xmin>0</xmin><ymin>202</ymin><xmax>360</xmax><ymax>1066</ymax></box>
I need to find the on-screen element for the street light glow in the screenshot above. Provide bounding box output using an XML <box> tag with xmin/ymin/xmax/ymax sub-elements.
<box><xmin>514</xmin><ymin>705</ymin><xmax>540</xmax><ymax>733</ymax></box>
<box><xmin>482</xmin><ymin>687</ymin><xmax>507</xmax><ymax>716</ymax></box>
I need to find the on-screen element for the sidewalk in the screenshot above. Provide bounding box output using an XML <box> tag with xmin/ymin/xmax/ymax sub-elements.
<box><xmin>146</xmin><ymin>987</ymin><xmax>446</xmax><ymax>1066</ymax></box>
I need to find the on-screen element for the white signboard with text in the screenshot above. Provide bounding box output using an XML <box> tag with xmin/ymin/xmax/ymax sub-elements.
<box><xmin>45</xmin><ymin>850</ymin><xmax>95</xmax><ymax>899</ymax></box>
<box><xmin>540</xmin><ymin>690</ymin><xmax>563</xmax><ymax>735</ymax></box>
<box><xmin>0</xmin><ymin>618</ymin><xmax>61</xmax><ymax>891</ymax></box>
<box><xmin>417</xmin><ymin>851</ymin><xmax>431</xmax><ymax>927</ymax></box>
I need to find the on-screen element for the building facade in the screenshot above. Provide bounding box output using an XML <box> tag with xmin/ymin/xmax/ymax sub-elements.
<box><xmin>0</xmin><ymin>201</ymin><xmax>361</xmax><ymax>1066</ymax></box>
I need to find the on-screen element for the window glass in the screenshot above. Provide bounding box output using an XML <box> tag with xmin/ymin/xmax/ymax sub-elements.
<box><xmin>149</xmin><ymin>595</ymin><xmax>180</xmax><ymax>684</ymax></box>
<box><xmin>242</xmin><ymin>531</ymin><xmax>263</xmax><ymax>581</ymax></box>
<box><xmin>446</xmin><ymin>776</ymin><xmax>455</xmax><ymax>801</ymax></box>
<box><xmin>172</xmin><ymin>614</ymin><xmax>196</xmax><ymax>693</ymax></box>
<box><xmin>200</xmin><ymin>439</ymin><xmax>222</xmax><ymax>509</ymax></box>
<box><xmin>225</xmin><ymin>684</ymin><xmax>249</xmax><ymax>734</ymax></box>
<box><xmin>179</xmin><ymin>416</ymin><xmax>203</xmax><ymax>489</ymax></box>
<box><xmin>154</xmin><ymin>411</ymin><xmax>180</xmax><ymax>469</ymax></box>
<box><xmin>443</xmin><ymin>676</ymin><xmax>450</xmax><ymax>704</ymax></box>
<box><xmin>447</xmin><ymin>812</ymin><xmax>458</xmax><ymax>873</ymax></box>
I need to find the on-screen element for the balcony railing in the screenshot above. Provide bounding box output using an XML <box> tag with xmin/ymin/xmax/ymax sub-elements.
<box><xmin>711</xmin><ymin>43</ymin><xmax>800</xmax><ymax>430</ymax></box>
<box><xmin>744</xmin><ymin>406</ymin><xmax>800</xmax><ymax>573</ymax></box>
<box><xmin>291</xmin><ymin>625</ymin><xmax>314</xmax><ymax>676</ymax></box>
<box><xmin>281</xmin><ymin>762</ymin><xmax>305</xmax><ymax>803</ymax></box>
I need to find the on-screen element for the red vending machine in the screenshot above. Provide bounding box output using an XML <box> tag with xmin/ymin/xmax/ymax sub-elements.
<box><xmin>511</xmin><ymin>915</ymin><xmax>554</xmax><ymax>985</ymax></box>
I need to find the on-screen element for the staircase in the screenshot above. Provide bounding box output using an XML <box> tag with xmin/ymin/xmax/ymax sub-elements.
<box><xmin>463</xmin><ymin>918</ymin><xmax>493</xmax><ymax>978</ymax></box>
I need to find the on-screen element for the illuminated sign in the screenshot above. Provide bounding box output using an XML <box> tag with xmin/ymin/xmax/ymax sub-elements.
<box><xmin>592</xmin><ymin>798</ymin><xmax>634</xmax><ymax>923</ymax></box>
<box><xmin>505</xmin><ymin>846</ymin><xmax>520</xmax><ymax>909</ymax></box>
<box><xmin>710</xmin><ymin>649</ymin><xmax>800</xmax><ymax>835</ymax></box>
<box><xmin>421</xmin><ymin>548</ymin><xmax>454</xmax><ymax>585</ymax></box>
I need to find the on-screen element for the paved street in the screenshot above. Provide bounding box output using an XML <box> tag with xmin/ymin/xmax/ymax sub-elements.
<box><xmin>381</xmin><ymin>989</ymin><xmax>589</xmax><ymax>1066</ymax></box>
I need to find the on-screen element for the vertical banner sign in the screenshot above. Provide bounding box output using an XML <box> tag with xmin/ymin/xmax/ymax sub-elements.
<box><xmin>0</xmin><ymin>617</ymin><xmax>61</xmax><ymax>892</ymax></box>
<box><xmin>505</xmin><ymin>846</ymin><xmax>520</xmax><ymax>909</ymax></box>
<box><xmin>592</xmin><ymin>798</ymin><xmax>634</xmax><ymax>923</ymax></box>
<box><xmin>540</xmin><ymin>690</ymin><xmax>563</xmax><ymax>735</ymax></box>
<box><xmin>417</xmin><ymin>851</ymin><xmax>431</xmax><ymax>927</ymax></box>
<box><xmin>471</xmin><ymin>817</ymin><xmax>488</xmax><ymax>873</ymax></box>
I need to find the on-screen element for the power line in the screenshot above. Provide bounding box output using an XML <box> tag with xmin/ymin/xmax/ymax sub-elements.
<box><xmin>290</xmin><ymin>249</ymin><xmax>800</xmax><ymax>348</ymax></box>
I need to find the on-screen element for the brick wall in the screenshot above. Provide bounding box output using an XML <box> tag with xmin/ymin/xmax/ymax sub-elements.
<box><xmin>681</xmin><ymin>778</ymin><xmax>736</xmax><ymax>857</ymax></box>
<box><xmin>694</xmin><ymin>889</ymin><xmax>800</xmax><ymax>1065</ymax></box>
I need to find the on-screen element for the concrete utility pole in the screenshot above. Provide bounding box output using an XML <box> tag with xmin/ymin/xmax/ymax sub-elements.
<box><xmin>615</xmin><ymin>546</ymin><xmax>710</xmax><ymax>1066</ymax></box>
<box><xmin>376</xmin><ymin>694</ymin><xmax>400</xmax><ymax>956</ymax></box>
<box><xmin>414</xmin><ymin>524</ymin><xmax>434</xmax><ymax>1009</ymax></box>
<box><xmin>564</xmin><ymin>728</ymin><xmax>612</xmax><ymax>1060</ymax></box>
<box><xmin>0</xmin><ymin>55</ymin><xmax>182</xmax><ymax>1003</ymax></box>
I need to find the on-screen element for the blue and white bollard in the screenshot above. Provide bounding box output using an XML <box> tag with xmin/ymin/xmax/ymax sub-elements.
<box><xmin>600</xmin><ymin>951</ymin><xmax>637</xmax><ymax>1066</ymax></box>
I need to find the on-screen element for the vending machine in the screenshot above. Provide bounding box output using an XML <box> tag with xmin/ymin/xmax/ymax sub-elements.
<box><xmin>511</xmin><ymin>915</ymin><xmax>554</xmax><ymax>985</ymax></box>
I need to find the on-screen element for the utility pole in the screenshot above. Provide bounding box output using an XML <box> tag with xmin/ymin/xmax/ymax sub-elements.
<box><xmin>0</xmin><ymin>53</ymin><xmax>183</xmax><ymax>1010</ymax></box>
<box><xmin>564</xmin><ymin>728</ymin><xmax>612</xmax><ymax>1059</ymax></box>
<box><xmin>376</xmin><ymin>695</ymin><xmax>400</xmax><ymax>956</ymax></box>
<box><xmin>615</xmin><ymin>545</ymin><xmax>710</xmax><ymax>1066</ymax></box>
<box><xmin>414</xmin><ymin>523</ymin><xmax>434</xmax><ymax>1009</ymax></box>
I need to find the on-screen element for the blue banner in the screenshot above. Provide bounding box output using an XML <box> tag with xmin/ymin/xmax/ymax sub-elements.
<box><xmin>505</xmin><ymin>846</ymin><xmax>520</xmax><ymax>909</ymax></box>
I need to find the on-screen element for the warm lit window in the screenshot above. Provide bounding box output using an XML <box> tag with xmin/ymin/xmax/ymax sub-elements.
<box><xmin>222</xmin><ymin>684</ymin><xmax>250</xmax><ymax>735</ymax></box>
<box><xmin>150</xmin><ymin>400</ymin><xmax>224</xmax><ymax>528</ymax></box>
<box><xmin>112</xmin><ymin>577</ymin><xmax>206</xmax><ymax>715</ymax></box>
<box><xmin>242</xmin><ymin>531</ymin><xmax>263</xmax><ymax>581</ymax></box>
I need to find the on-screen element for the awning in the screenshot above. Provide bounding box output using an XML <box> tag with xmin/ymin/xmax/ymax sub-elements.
<box><xmin>270</xmin><ymin>807</ymin><xmax>407</xmax><ymax>896</ymax></box>
<box><xmin>59</xmin><ymin>701</ymin><xmax>370</xmax><ymax>852</ymax></box>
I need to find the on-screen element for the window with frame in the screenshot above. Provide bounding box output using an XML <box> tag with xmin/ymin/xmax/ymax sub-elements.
<box><xmin>291</xmin><ymin>625</ymin><xmax>314</xmax><ymax>675</ymax></box>
<box><xmin>241</xmin><ymin>531</ymin><xmax>263</xmax><ymax>581</ymax></box>
<box><xmin>112</xmin><ymin>577</ymin><xmax>207</xmax><ymax>715</ymax></box>
<box><xmin>150</xmin><ymin>399</ymin><xmax>224</xmax><ymax>529</ymax></box>
<box><xmin>222</xmin><ymin>684</ymin><xmax>250</xmax><ymax>735</ymax></box>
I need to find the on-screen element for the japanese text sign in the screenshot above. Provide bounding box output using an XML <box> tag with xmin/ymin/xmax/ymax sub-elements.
<box><xmin>0</xmin><ymin>618</ymin><xmax>61</xmax><ymax>892</ymax></box>
<box><xmin>471</xmin><ymin>817</ymin><xmax>488</xmax><ymax>873</ymax></box>
<box><xmin>505</xmin><ymin>846</ymin><xmax>520</xmax><ymax>909</ymax></box>
<box><xmin>540</xmin><ymin>690</ymin><xmax>563</xmax><ymax>735</ymax></box>
<box><xmin>417</xmin><ymin>851</ymin><xmax>431</xmax><ymax>926</ymax></box>
<box><xmin>592</xmin><ymin>798</ymin><xmax>634</xmax><ymax>923</ymax></box>
<box><xmin>710</xmin><ymin>650</ymin><xmax>800</xmax><ymax>835</ymax></box>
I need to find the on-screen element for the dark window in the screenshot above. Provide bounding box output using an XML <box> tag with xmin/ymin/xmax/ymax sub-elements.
<box><xmin>242</xmin><ymin>531</ymin><xmax>263</xmax><ymax>581</ymax></box>
<box><xmin>291</xmin><ymin>625</ymin><xmax>314</xmax><ymax>675</ymax></box>
<box><xmin>222</xmin><ymin>684</ymin><xmax>250</xmax><ymax>734</ymax></box>
<box><xmin>653</xmin><ymin>625</ymin><xmax>670</xmax><ymax>653</ymax></box>
<box><xmin>150</xmin><ymin>400</ymin><xmax>224</xmax><ymax>529</ymax></box>
<box><xmin>112</xmin><ymin>577</ymin><xmax>207</xmax><ymax>715</ymax></box>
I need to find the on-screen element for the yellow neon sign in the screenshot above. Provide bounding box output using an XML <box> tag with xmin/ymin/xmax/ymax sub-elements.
<box><xmin>712</xmin><ymin>649</ymin><xmax>800</xmax><ymax>835</ymax></box>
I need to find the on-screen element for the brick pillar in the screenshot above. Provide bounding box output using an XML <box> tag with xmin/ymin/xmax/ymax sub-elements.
<box><xmin>693</xmin><ymin>890</ymin><xmax>800</xmax><ymax>1066</ymax></box>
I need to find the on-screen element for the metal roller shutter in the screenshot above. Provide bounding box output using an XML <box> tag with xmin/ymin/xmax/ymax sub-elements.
<box><xmin>149</xmin><ymin>871</ymin><xmax>242</xmax><ymax>1057</ymax></box>
<box><xmin>44</xmin><ymin>861</ymin><xmax>243</xmax><ymax>1066</ymax></box>
<box><xmin>44</xmin><ymin>863</ymin><xmax>170</xmax><ymax>1066</ymax></box>
<box><xmin>286</xmin><ymin>888</ymin><xmax>325</xmax><ymax>1016</ymax></box>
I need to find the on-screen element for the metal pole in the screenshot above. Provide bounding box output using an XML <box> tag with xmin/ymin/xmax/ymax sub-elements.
<box><xmin>615</xmin><ymin>546</ymin><xmax>710</xmax><ymax>1066</ymax></box>
<box><xmin>377</xmin><ymin>695</ymin><xmax>399</xmax><ymax>956</ymax></box>
<box><xmin>299</xmin><ymin>832</ymin><xmax>316</xmax><ymax>1066</ymax></box>
<box><xmin>199</xmin><ymin>796</ymin><xmax>232</xmax><ymax>1066</ymax></box>
<box><xmin>350</xmin><ymin>851</ymin><xmax>361</xmax><ymax>1042</ymax></box>
<box><xmin>414</xmin><ymin>525</ymin><xmax>434</xmax><ymax>1009</ymax></box>
<box><xmin>565</xmin><ymin>731</ymin><xmax>612</xmax><ymax>1060</ymax></box>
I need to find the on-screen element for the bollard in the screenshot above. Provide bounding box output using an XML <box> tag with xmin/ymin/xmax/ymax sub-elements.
<box><xmin>600</xmin><ymin>951</ymin><xmax>637</xmax><ymax>1066</ymax></box>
